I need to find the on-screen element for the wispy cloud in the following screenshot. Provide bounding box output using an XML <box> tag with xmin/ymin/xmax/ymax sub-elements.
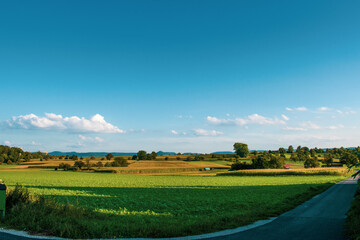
<box><xmin>283</xmin><ymin>127</ymin><xmax>307</xmax><ymax>131</ymax></box>
<box><xmin>286</xmin><ymin>107</ymin><xmax>308</xmax><ymax>111</ymax></box>
<box><xmin>207</xmin><ymin>114</ymin><xmax>285</xmax><ymax>126</ymax></box>
<box><xmin>4</xmin><ymin>140</ymin><xmax>11</xmax><ymax>146</ymax></box>
<box><xmin>318</xmin><ymin>107</ymin><xmax>331</xmax><ymax>111</ymax></box>
<box><xmin>193</xmin><ymin>129</ymin><xmax>223</xmax><ymax>136</ymax></box>
<box><xmin>6</xmin><ymin>113</ymin><xmax>124</xmax><ymax>133</ymax></box>
<box><xmin>281</xmin><ymin>114</ymin><xmax>290</xmax><ymax>121</ymax></box>
<box><xmin>78</xmin><ymin>134</ymin><xmax>104</xmax><ymax>142</ymax></box>
<box><xmin>171</xmin><ymin>130</ymin><xmax>187</xmax><ymax>135</ymax></box>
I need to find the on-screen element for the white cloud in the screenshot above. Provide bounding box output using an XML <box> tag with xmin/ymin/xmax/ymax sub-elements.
<box><xmin>171</xmin><ymin>130</ymin><xmax>187</xmax><ymax>136</ymax></box>
<box><xmin>300</xmin><ymin>121</ymin><xmax>321</xmax><ymax>130</ymax></box>
<box><xmin>6</xmin><ymin>113</ymin><xmax>124</xmax><ymax>133</ymax></box>
<box><xmin>78</xmin><ymin>134</ymin><xmax>104</xmax><ymax>142</ymax></box>
<box><xmin>4</xmin><ymin>140</ymin><xmax>11</xmax><ymax>146</ymax></box>
<box><xmin>95</xmin><ymin>137</ymin><xmax>104</xmax><ymax>142</ymax></box>
<box><xmin>176</xmin><ymin>115</ymin><xmax>192</xmax><ymax>119</ymax></box>
<box><xmin>193</xmin><ymin>129</ymin><xmax>223</xmax><ymax>136</ymax></box>
<box><xmin>286</xmin><ymin>107</ymin><xmax>308</xmax><ymax>111</ymax></box>
<box><xmin>281</xmin><ymin>114</ymin><xmax>290</xmax><ymax>121</ymax></box>
<box><xmin>318</xmin><ymin>107</ymin><xmax>330</xmax><ymax>111</ymax></box>
<box><xmin>207</xmin><ymin>114</ymin><xmax>285</xmax><ymax>126</ymax></box>
<box><xmin>283</xmin><ymin>127</ymin><xmax>307</xmax><ymax>131</ymax></box>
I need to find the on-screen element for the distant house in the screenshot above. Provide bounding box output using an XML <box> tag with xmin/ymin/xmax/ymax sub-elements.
<box><xmin>284</xmin><ymin>164</ymin><xmax>290</xmax><ymax>169</ymax></box>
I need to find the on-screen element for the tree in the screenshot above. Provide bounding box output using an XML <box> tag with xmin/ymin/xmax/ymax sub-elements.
<box><xmin>106</xmin><ymin>153</ymin><xmax>114</xmax><ymax>160</ymax></box>
<box><xmin>279</xmin><ymin>148</ymin><xmax>286</xmax><ymax>155</ymax></box>
<box><xmin>112</xmin><ymin>157</ymin><xmax>129</xmax><ymax>167</ymax></box>
<box><xmin>70</xmin><ymin>155</ymin><xmax>78</xmax><ymax>160</ymax></box>
<box><xmin>137</xmin><ymin>150</ymin><xmax>147</xmax><ymax>160</ymax></box>
<box><xmin>150</xmin><ymin>151</ymin><xmax>157</xmax><ymax>160</ymax></box>
<box><xmin>304</xmin><ymin>157</ymin><xmax>320</xmax><ymax>168</ymax></box>
<box><xmin>269</xmin><ymin>155</ymin><xmax>285</xmax><ymax>169</ymax></box>
<box><xmin>287</xmin><ymin>145</ymin><xmax>294</xmax><ymax>153</ymax></box>
<box><xmin>233</xmin><ymin>143</ymin><xmax>249</xmax><ymax>158</ymax></box>
<box><xmin>95</xmin><ymin>161</ymin><xmax>103</xmax><ymax>168</ymax></box>
<box><xmin>323</xmin><ymin>154</ymin><xmax>334</xmax><ymax>167</ymax></box>
<box><xmin>340</xmin><ymin>152</ymin><xmax>359</xmax><ymax>167</ymax></box>
<box><xmin>252</xmin><ymin>154</ymin><xmax>270</xmax><ymax>169</ymax></box>
<box><xmin>90</xmin><ymin>156</ymin><xmax>96</xmax><ymax>160</ymax></box>
<box><xmin>74</xmin><ymin>160</ymin><xmax>85</xmax><ymax>169</ymax></box>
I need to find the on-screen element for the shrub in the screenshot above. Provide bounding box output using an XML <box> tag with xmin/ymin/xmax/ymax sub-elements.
<box><xmin>252</xmin><ymin>154</ymin><xmax>269</xmax><ymax>169</ymax></box>
<box><xmin>6</xmin><ymin>184</ymin><xmax>31</xmax><ymax>210</ymax></box>
<box><xmin>58</xmin><ymin>163</ymin><xmax>71</xmax><ymax>171</ymax></box>
<box><xmin>304</xmin><ymin>157</ymin><xmax>320</xmax><ymax>168</ymax></box>
<box><xmin>112</xmin><ymin>157</ymin><xmax>129</xmax><ymax>167</ymax></box>
<box><xmin>231</xmin><ymin>161</ymin><xmax>253</xmax><ymax>170</ymax></box>
<box><xmin>268</xmin><ymin>156</ymin><xmax>285</xmax><ymax>169</ymax></box>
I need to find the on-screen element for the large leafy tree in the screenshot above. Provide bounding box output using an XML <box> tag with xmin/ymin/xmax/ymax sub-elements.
<box><xmin>137</xmin><ymin>150</ymin><xmax>147</xmax><ymax>160</ymax></box>
<box><xmin>233</xmin><ymin>143</ymin><xmax>249</xmax><ymax>158</ymax></box>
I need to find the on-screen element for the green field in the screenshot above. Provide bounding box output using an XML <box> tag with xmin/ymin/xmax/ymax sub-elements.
<box><xmin>0</xmin><ymin>169</ymin><xmax>347</xmax><ymax>238</ymax></box>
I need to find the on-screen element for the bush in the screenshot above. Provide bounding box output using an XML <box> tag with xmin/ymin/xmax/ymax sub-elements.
<box><xmin>268</xmin><ymin>155</ymin><xmax>285</xmax><ymax>169</ymax></box>
<box><xmin>58</xmin><ymin>163</ymin><xmax>71</xmax><ymax>171</ymax></box>
<box><xmin>230</xmin><ymin>161</ymin><xmax>253</xmax><ymax>170</ymax></box>
<box><xmin>252</xmin><ymin>155</ymin><xmax>269</xmax><ymax>169</ymax></box>
<box><xmin>6</xmin><ymin>184</ymin><xmax>31</xmax><ymax>210</ymax></box>
<box><xmin>304</xmin><ymin>157</ymin><xmax>320</xmax><ymax>168</ymax></box>
<box><xmin>111</xmin><ymin>157</ymin><xmax>129</xmax><ymax>167</ymax></box>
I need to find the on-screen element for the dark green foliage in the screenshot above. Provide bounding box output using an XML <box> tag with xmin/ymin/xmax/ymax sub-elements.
<box><xmin>95</xmin><ymin>161</ymin><xmax>103</xmax><ymax>168</ymax></box>
<box><xmin>323</xmin><ymin>154</ymin><xmax>334</xmax><ymax>167</ymax></box>
<box><xmin>304</xmin><ymin>157</ymin><xmax>320</xmax><ymax>168</ymax></box>
<box><xmin>287</xmin><ymin>145</ymin><xmax>294</xmax><ymax>153</ymax></box>
<box><xmin>6</xmin><ymin>184</ymin><xmax>31</xmax><ymax>210</ymax></box>
<box><xmin>340</xmin><ymin>152</ymin><xmax>359</xmax><ymax>167</ymax></box>
<box><xmin>150</xmin><ymin>151</ymin><xmax>157</xmax><ymax>159</ymax></box>
<box><xmin>269</xmin><ymin>155</ymin><xmax>285</xmax><ymax>169</ymax></box>
<box><xmin>106</xmin><ymin>153</ymin><xmax>114</xmax><ymax>160</ymax></box>
<box><xmin>252</xmin><ymin>154</ymin><xmax>269</xmax><ymax>169</ymax></box>
<box><xmin>233</xmin><ymin>143</ymin><xmax>249</xmax><ymax>158</ymax></box>
<box><xmin>111</xmin><ymin>157</ymin><xmax>129</xmax><ymax>167</ymax></box>
<box><xmin>194</xmin><ymin>155</ymin><xmax>205</xmax><ymax>161</ymax></box>
<box><xmin>346</xmin><ymin>179</ymin><xmax>360</xmax><ymax>240</ymax></box>
<box><xmin>0</xmin><ymin>145</ymin><xmax>46</xmax><ymax>164</ymax></box>
<box><xmin>279</xmin><ymin>148</ymin><xmax>286</xmax><ymax>154</ymax></box>
<box><xmin>137</xmin><ymin>150</ymin><xmax>147</xmax><ymax>160</ymax></box>
<box><xmin>74</xmin><ymin>161</ymin><xmax>85</xmax><ymax>169</ymax></box>
<box><xmin>58</xmin><ymin>163</ymin><xmax>71</xmax><ymax>171</ymax></box>
<box><xmin>230</xmin><ymin>161</ymin><xmax>253</xmax><ymax>170</ymax></box>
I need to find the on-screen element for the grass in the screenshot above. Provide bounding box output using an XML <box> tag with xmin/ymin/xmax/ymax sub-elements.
<box><xmin>217</xmin><ymin>167</ymin><xmax>349</xmax><ymax>176</ymax></box>
<box><xmin>346</xmin><ymin>177</ymin><xmax>360</xmax><ymax>240</ymax></box>
<box><xmin>0</xmin><ymin>169</ymin><xmax>348</xmax><ymax>238</ymax></box>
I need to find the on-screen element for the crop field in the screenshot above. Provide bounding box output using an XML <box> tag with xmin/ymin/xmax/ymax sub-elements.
<box><xmin>0</xmin><ymin>169</ymin><xmax>348</xmax><ymax>238</ymax></box>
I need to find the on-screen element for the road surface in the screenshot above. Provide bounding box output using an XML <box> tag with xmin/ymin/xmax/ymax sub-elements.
<box><xmin>207</xmin><ymin>176</ymin><xmax>358</xmax><ymax>240</ymax></box>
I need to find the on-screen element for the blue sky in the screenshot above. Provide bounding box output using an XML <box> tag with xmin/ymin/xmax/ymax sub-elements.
<box><xmin>1</xmin><ymin>0</ymin><xmax>360</xmax><ymax>152</ymax></box>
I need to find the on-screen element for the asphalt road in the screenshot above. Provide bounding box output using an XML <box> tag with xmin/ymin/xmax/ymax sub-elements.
<box><xmin>207</xmin><ymin>176</ymin><xmax>359</xmax><ymax>240</ymax></box>
<box><xmin>0</xmin><ymin>176</ymin><xmax>358</xmax><ymax>240</ymax></box>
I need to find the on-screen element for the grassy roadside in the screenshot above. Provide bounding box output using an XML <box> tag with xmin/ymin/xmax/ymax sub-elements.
<box><xmin>0</xmin><ymin>171</ymin><xmax>348</xmax><ymax>239</ymax></box>
<box><xmin>346</xmin><ymin>177</ymin><xmax>360</xmax><ymax>240</ymax></box>
<box><xmin>0</xmin><ymin>182</ymin><xmax>337</xmax><ymax>239</ymax></box>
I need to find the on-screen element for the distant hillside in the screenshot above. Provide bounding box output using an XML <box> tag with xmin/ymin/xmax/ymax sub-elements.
<box><xmin>210</xmin><ymin>151</ymin><xmax>234</xmax><ymax>155</ymax></box>
<box><xmin>48</xmin><ymin>151</ymin><xmax>137</xmax><ymax>157</ymax></box>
